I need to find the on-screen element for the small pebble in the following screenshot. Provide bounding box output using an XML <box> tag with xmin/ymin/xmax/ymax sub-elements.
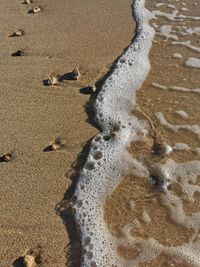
<box><xmin>28</xmin><ymin>7</ymin><xmax>41</xmax><ymax>14</ymax></box>
<box><xmin>23</xmin><ymin>255</ymin><xmax>37</xmax><ymax>267</ymax></box>
<box><xmin>9</xmin><ymin>29</ymin><xmax>25</xmax><ymax>37</ymax></box>
<box><xmin>71</xmin><ymin>67</ymin><xmax>81</xmax><ymax>80</ymax></box>
<box><xmin>11</xmin><ymin>50</ymin><xmax>25</xmax><ymax>57</ymax></box>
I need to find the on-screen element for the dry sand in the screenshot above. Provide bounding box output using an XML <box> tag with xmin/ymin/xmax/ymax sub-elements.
<box><xmin>0</xmin><ymin>0</ymin><xmax>134</xmax><ymax>266</ymax></box>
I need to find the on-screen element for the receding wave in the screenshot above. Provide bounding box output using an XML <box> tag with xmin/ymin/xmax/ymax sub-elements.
<box><xmin>73</xmin><ymin>0</ymin><xmax>155</xmax><ymax>266</ymax></box>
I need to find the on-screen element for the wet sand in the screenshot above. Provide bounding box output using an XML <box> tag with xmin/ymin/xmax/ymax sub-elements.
<box><xmin>0</xmin><ymin>0</ymin><xmax>134</xmax><ymax>266</ymax></box>
<box><xmin>104</xmin><ymin>0</ymin><xmax>200</xmax><ymax>266</ymax></box>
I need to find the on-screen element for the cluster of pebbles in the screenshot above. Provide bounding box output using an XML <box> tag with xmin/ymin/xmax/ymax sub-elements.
<box><xmin>3</xmin><ymin>0</ymin><xmax>97</xmax><ymax>162</ymax></box>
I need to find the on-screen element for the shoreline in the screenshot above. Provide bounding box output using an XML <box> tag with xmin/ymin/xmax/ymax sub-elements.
<box><xmin>73</xmin><ymin>0</ymin><xmax>155</xmax><ymax>266</ymax></box>
<box><xmin>104</xmin><ymin>0</ymin><xmax>200</xmax><ymax>266</ymax></box>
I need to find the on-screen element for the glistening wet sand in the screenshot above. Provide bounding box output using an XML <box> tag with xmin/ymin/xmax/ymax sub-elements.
<box><xmin>104</xmin><ymin>0</ymin><xmax>200</xmax><ymax>266</ymax></box>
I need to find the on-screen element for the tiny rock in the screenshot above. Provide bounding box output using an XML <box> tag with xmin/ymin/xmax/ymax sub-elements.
<box><xmin>71</xmin><ymin>68</ymin><xmax>81</xmax><ymax>80</ymax></box>
<box><xmin>23</xmin><ymin>255</ymin><xmax>37</xmax><ymax>267</ymax></box>
<box><xmin>10</xmin><ymin>29</ymin><xmax>25</xmax><ymax>37</ymax></box>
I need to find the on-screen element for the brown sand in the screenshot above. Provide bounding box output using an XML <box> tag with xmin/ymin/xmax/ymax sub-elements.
<box><xmin>104</xmin><ymin>0</ymin><xmax>200</xmax><ymax>266</ymax></box>
<box><xmin>0</xmin><ymin>0</ymin><xmax>134</xmax><ymax>266</ymax></box>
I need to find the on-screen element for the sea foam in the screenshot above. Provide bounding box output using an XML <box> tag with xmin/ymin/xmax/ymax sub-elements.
<box><xmin>73</xmin><ymin>0</ymin><xmax>155</xmax><ymax>266</ymax></box>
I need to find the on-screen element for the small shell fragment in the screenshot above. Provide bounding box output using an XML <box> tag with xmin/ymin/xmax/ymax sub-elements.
<box><xmin>47</xmin><ymin>74</ymin><xmax>60</xmax><ymax>86</ymax></box>
<box><xmin>28</xmin><ymin>6</ymin><xmax>41</xmax><ymax>14</ymax></box>
<box><xmin>87</xmin><ymin>84</ymin><xmax>96</xmax><ymax>93</ymax></box>
<box><xmin>22</xmin><ymin>0</ymin><xmax>33</xmax><ymax>4</ymax></box>
<box><xmin>23</xmin><ymin>255</ymin><xmax>37</xmax><ymax>267</ymax></box>
<box><xmin>9</xmin><ymin>29</ymin><xmax>25</xmax><ymax>37</ymax></box>
<box><xmin>44</xmin><ymin>137</ymin><xmax>66</xmax><ymax>152</ymax></box>
<box><xmin>71</xmin><ymin>67</ymin><xmax>81</xmax><ymax>80</ymax></box>
<box><xmin>33</xmin><ymin>7</ymin><xmax>41</xmax><ymax>13</ymax></box>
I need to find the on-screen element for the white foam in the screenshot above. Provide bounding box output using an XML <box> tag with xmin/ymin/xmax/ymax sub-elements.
<box><xmin>174</xmin><ymin>110</ymin><xmax>189</xmax><ymax>118</ymax></box>
<box><xmin>73</xmin><ymin>1</ymin><xmax>200</xmax><ymax>266</ymax></box>
<box><xmin>172</xmin><ymin>53</ymin><xmax>183</xmax><ymax>59</ymax></box>
<box><xmin>185</xmin><ymin>57</ymin><xmax>200</xmax><ymax>68</ymax></box>
<box><xmin>141</xmin><ymin>210</ymin><xmax>151</xmax><ymax>223</ymax></box>
<box><xmin>158</xmin><ymin>25</ymin><xmax>178</xmax><ymax>41</ymax></box>
<box><xmin>155</xmin><ymin>112</ymin><xmax>200</xmax><ymax>139</ymax></box>
<box><xmin>173</xmin><ymin>143</ymin><xmax>190</xmax><ymax>151</ymax></box>
<box><xmin>119</xmin><ymin>159</ymin><xmax>200</xmax><ymax>266</ymax></box>
<box><xmin>152</xmin><ymin>9</ymin><xmax>178</xmax><ymax>21</ymax></box>
<box><xmin>74</xmin><ymin>1</ymin><xmax>155</xmax><ymax>266</ymax></box>
<box><xmin>155</xmin><ymin>3</ymin><xmax>164</xmax><ymax>8</ymax></box>
<box><xmin>185</xmin><ymin>27</ymin><xmax>200</xmax><ymax>35</ymax></box>
<box><xmin>152</xmin><ymin>9</ymin><xmax>200</xmax><ymax>21</ymax></box>
<box><xmin>165</xmin><ymin>144</ymin><xmax>173</xmax><ymax>155</ymax></box>
<box><xmin>167</xmin><ymin>4</ymin><xmax>176</xmax><ymax>9</ymax></box>
<box><xmin>172</xmin><ymin>40</ymin><xmax>200</xmax><ymax>53</ymax></box>
<box><xmin>151</xmin><ymin>82</ymin><xmax>167</xmax><ymax>90</ymax></box>
<box><xmin>152</xmin><ymin>82</ymin><xmax>200</xmax><ymax>93</ymax></box>
<box><xmin>176</xmin><ymin>26</ymin><xmax>200</xmax><ymax>36</ymax></box>
<box><xmin>180</xmin><ymin>7</ymin><xmax>189</xmax><ymax>12</ymax></box>
<box><xmin>161</xmin><ymin>159</ymin><xmax>200</xmax><ymax>230</ymax></box>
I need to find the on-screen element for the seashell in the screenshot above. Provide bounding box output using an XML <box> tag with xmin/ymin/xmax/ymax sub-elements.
<box><xmin>28</xmin><ymin>6</ymin><xmax>41</xmax><ymax>14</ymax></box>
<box><xmin>0</xmin><ymin>152</ymin><xmax>13</xmax><ymax>162</ymax></box>
<box><xmin>47</xmin><ymin>74</ymin><xmax>60</xmax><ymax>86</ymax></box>
<box><xmin>33</xmin><ymin>7</ymin><xmax>41</xmax><ymax>13</ymax></box>
<box><xmin>22</xmin><ymin>0</ymin><xmax>33</xmax><ymax>4</ymax></box>
<box><xmin>11</xmin><ymin>50</ymin><xmax>26</xmax><ymax>57</ymax></box>
<box><xmin>71</xmin><ymin>67</ymin><xmax>81</xmax><ymax>80</ymax></box>
<box><xmin>44</xmin><ymin>137</ymin><xmax>66</xmax><ymax>152</ymax></box>
<box><xmin>9</xmin><ymin>29</ymin><xmax>25</xmax><ymax>37</ymax></box>
<box><xmin>23</xmin><ymin>255</ymin><xmax>37</xmax><ymax>267</ymax></box>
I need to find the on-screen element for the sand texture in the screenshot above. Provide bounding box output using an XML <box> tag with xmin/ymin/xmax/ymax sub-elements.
<box><xmin>0</xmin><ymin>0</ymin><xmax>134</xmax><ymax>266</ymax></box>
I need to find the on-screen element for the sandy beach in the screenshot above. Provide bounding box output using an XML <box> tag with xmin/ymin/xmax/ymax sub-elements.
<box><xmin>1</xmin><ymin>0</ymin><xmax>200</xmax><ymax>266</ymax></box>
<box><xmin>0</xmin><ymin>0</ymin><xmax>134</xmax><ymax>266</ymax></box>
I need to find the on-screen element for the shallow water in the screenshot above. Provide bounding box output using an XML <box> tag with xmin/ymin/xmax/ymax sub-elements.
<box><xmin>74</xmin><ymin>0</ymin><xmax>200</xmax><ymax>266</ymax></box>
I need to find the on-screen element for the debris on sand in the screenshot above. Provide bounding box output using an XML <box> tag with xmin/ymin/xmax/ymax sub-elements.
<box><xmin>47</xmin><ymin>73</ymin><xmax>61</xmax><ymax>86</ymax></box>
<box><xmin>70</xmin><ymin>67</ymin><xmax>81</xmax><ymax>80</ymax></box>
<box><xmin>148</xmin><ymin>164</ymin><xmax>171</xmax><ymax>192</ymax></box>
<box><xmin>11</xmin><ymin>50</ymin><xmax>26</xmax><ymax>57</ymax></box>
<box><xmin>22</xmin><ymin>0</ymin><xmax>33</xmax><ymax>4</ymax></box>
<box><xmin>0</xmin><ymin>151</ymin><xmax>15</xmax><ymax>162</ymax></box>
<box><xmin>44</xmin><ymin>136</ymin><xmax>66</xmax><ymax>152</ymax></box>
<box><xmin>23</xmin><ymin>255</ymin><xmax>37</xmax><ymax>267</ymax></box>
<box><xmin>9</xmin><ymin>29</ymin><xmax>25</xmax><ymax>37</ymax></box>
<box><xmin>28</xmin><ymin>7</ymin><xmax>41</xmax><ymax>14</ymax></box>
